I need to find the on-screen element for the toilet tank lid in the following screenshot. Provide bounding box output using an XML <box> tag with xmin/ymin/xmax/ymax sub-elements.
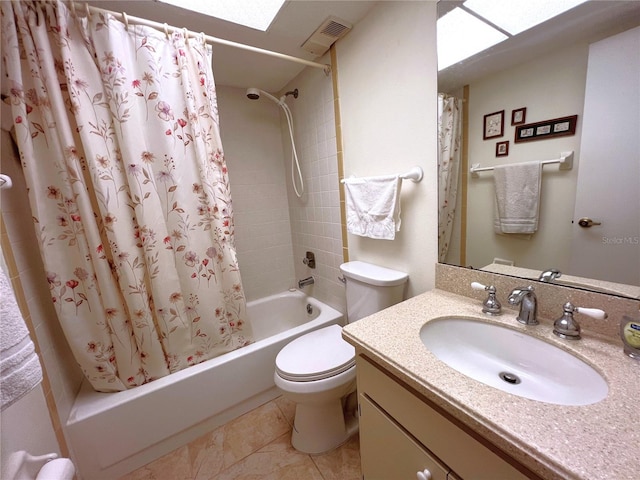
<box><xmin>339</xmin><ymin>261</ymin><xmax>408</xmax><ymax>286</ymax></box>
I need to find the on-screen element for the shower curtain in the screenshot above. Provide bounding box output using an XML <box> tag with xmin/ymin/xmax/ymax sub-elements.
<box><xmin>437</xmin><ymin>93</ymin><xmax>462</xmax><ymax>262</ymax></box>
<box><xmin>1</xmin><ymin>1</ymin><xmax>253</xmax><ymax>392</ymax></box>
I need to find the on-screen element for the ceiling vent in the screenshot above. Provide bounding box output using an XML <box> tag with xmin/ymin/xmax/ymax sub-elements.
<box><xmin>301</xmin><ymin>16</ymin><xmax>352</xmax><ymax>57</ymax></box>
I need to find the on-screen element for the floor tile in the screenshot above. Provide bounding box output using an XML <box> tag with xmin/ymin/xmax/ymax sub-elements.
<box><xmin>312</xmin><ymin>433</ymin><xmax>362</xmax><ymax>480</ymax></box>
<box><xmin>119</xmin><ymin>445</ymin><xmax>192</xmax><ymax>480</ymax></box>
<box><xmin>186</xmin><ymin>400</ymin><xmax>291</xmax><ymax>478</ymax></box>
<box><xmin>274</xmin><ymin>395</ymin><xmax>296</xmax><ymax>426</ymax></box>
<box><xmin>119</xmin><ymin>398</ymin><xmax>362</xmax><ymax>480</ymax></box>
<box><xmin>188</xmin><ymin>426</ymin><xmax>225</xmax><ymax>480</ymax></box>
<box><xmin>214</xmin><ymin>432</ymin><xmax>324</xmax><ymax>480</ymax></box>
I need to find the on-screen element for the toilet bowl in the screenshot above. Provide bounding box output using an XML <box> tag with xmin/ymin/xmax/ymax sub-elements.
<box><xmin>274</xmin><ymin>324</ymin><xmax>357</xmax><ymax>454</ymax></box>
<box><xmin>274</xmin><ymin>261</ymin><xmax>408</xmax><ymax>454</ymax></box>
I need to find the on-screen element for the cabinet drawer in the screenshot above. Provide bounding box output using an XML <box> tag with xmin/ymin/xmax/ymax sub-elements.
<box><xmin>357</xmin><ymin>355</ymin><xmax>532</xmax><ymax>480</ymax></box>
<box><xmin>360</xmin><ymin>394</ymin><xmax>449</xmax><ymax>480</ymax></box>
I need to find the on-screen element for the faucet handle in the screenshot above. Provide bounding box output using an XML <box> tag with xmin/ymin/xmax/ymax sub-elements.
<box><xmin>573</xmin><ymin>305</ymin><xmax>607</xmax><ymax>320</ymax></box>
<box><xmin>471</xmin><ymin>281</ymin><xmax>489</xmax><ymax>291</ymax></box>
<box><xmin>470</xmin><ymin>282</ymin><xmax>501</xmax><ymax>316</ymax></box>
<box><xmin>553</xmin><ymin>302</ymin><xmax>608</xmax><ymax>340</ymax></box>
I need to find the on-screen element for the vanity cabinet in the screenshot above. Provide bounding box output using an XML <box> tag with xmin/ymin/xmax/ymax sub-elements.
<box><xmin>357</xmin><ymin>354</ymin><xmax>535</xmax><ymax>480</ymax></box>
<box><xmin>360</xmin><ymin>395</ymin><xmax>449</xmax><ymax>479</ymax></box>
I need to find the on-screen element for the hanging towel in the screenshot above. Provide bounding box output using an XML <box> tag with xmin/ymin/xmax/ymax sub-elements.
<box><xmin>493</xmin><ymin>161</ymin><xmax>543</xmax><ymax>235</ymax></box>
<box><xmin>1</xmin><ymin>269</ymin><xmax>42</xmax><ymax>411</ymax></box>
<box><xmin>344</xmin><ymin>174</ymin><xmax>402</xmax><ymax>240</ymax></box>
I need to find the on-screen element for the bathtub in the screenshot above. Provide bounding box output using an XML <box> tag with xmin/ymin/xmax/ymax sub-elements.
<box><xmin>65</xmin><ymin>290</ymin><xmax>343</xmax><ymax>479</ymax></box>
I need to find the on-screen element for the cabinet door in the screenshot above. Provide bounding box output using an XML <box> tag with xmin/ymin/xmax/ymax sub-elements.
<box><xmin>360</xmin><ymin>394</ymin><xmax>449</xmax><ymax>480</ymax></box>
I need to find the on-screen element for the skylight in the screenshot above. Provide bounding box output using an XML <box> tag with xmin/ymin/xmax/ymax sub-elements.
<box><xmin>437</xmin><ymin>8</ymin><xmax>508</xmax><ymax>71</ymax></box>
<box><xmin>157</xmin><ymin>0</ymin><xmax>286</xmax><ymax>31</ymax></box>
<box><xmin>438</xmin><ymin>0</ymin><xmax>589</xmax><ymax>71</ymax></box>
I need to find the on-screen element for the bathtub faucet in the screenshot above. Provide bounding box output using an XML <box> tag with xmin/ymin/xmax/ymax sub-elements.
<box><xmin>298</xmin><ymin>276</ymin><xmax>315</xmax><ymax>288</ymax></box>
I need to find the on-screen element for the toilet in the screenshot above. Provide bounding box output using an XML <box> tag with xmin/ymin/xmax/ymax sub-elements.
<box><xmin>274</xmin><ymin>261</ymin><xmax>408</xmax><ymax>454</ymax></box>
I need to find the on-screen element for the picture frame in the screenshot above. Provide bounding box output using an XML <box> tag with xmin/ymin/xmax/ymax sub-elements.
<box><xmin>483</xmin><ymin>110</ymin><xmax>504</xmax><ymax>140</ymax></box>
<box><xmin>514</xmin><ymin>115</ymin><xmax>578</xmax><ymax>143</ymax></box>
<box><xmin>511</xmin><ymin>107</ymin><xmax>527</xmax><ymax>125</ymax></box>
<box><xmin>496</xmin><ymin>140</ymin><xmax>509</xmax><ymax>157</ymax></box>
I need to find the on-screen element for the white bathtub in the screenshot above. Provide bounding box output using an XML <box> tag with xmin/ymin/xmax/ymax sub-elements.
<box><xmin>66</xmin><ymin>290</ymin><xmax>343</xmax><ymax>479</ymax></box>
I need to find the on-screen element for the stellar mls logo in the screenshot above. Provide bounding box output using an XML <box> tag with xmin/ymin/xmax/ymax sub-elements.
<box><xmin>602</xmin><ymin>236</ymin><xmax>640</xmax><ymax>245</ymax></box>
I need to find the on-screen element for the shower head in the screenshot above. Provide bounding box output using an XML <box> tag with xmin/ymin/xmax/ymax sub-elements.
<box><xmin>246</xmin><ymin>87</ymin><xmax>280</xmax><ymax>105</ymax></box>
<box><xmin>246</xmin><ymin>87</ymin><xmax>298</xmax><ymax>106</ymax></box>
<box><xmin>246</xmin><ymin>88</ymin><xmax>261</xmax><ymax>100</ymax></box>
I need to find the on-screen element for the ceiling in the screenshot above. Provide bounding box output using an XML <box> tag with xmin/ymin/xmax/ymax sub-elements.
<box><xmin>86</xmin><ymin>0</ymin><xmax>377</xmax><ymax>92</ymax></box>
<box><xmin>83</xmin><ymin>1</ymin><xmax>640</xmax><ymax>94</ymax></box>
<box><xmin>438</xmin><ymin>0</ymin><xmax>640</xmax><ymax>92</ymax></box>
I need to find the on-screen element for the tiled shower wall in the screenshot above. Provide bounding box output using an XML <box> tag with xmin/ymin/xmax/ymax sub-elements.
<box><xmin>281</xmin><ymin>59</ymin><xmax>346</xmax><ymax>313</ymax></box>
<box><xmin>218</xmin><ymin>56</ymin><xmax>346</xmax><ymax>313</ymax></box>
<box><xmin>217</xmin><ymin>86</ymin><xmax>296</xmax><ymax>301</ymax></box>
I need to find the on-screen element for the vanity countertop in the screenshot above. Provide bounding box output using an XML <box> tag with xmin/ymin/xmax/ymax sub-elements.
<box><xmin>342</xmin><ymin>289</ymin><xmax>640</xmax><ymax>480</ymax></box>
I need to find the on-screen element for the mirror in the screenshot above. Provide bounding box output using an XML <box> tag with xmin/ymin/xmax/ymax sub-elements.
<box><xmin>437</xmin><ymin>1</ymin><xmax>640</xmax><ymax>299</ymax></box>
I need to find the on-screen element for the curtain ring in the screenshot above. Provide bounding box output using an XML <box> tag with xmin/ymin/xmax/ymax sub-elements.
<box><xmin>199</xmin><ymin>32</ymin><xmax>206</xmax><ymax>46</ymax></box>
<box><xmin>122</xmin><ymin>11</ymin><xmax>129</xmax><ymax>31</ymax></box>
<box><xmin>85</xmin><ymin>2</ymin><xmax>91</xmax><ymax>21</ymax></box>
<box><xmin>163</xmin><ymin>23</ymin><xmax>170</xmax><ymax>38</ymax></box>
<box><xmin>183</xmin><ymin>27</ymin><xmax>189</xmax><ymax>40</ymax></box>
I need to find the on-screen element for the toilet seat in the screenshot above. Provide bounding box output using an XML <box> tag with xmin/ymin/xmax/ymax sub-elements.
<box><xmin>275</xmin><ymin>325</ymin><xmax>355</xmax><ymax>382</ymax></box>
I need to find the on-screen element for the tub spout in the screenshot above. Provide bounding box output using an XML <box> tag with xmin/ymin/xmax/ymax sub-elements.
<box><xmin>298</xmin><ymin>276</ymin><xmax>314</xmax><ymax>288</ymax></box>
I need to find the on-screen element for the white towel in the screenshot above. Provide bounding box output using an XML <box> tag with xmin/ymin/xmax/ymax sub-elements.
<box><xmin>1</xmin><ymin>269</ymin><xmax>42</xmax><ymax>411</ymax></box>
<box><xmin>493</xmin><ymin>161</ymin><xmax>542</xmax><ymax>235</ymax></box>
<box><xmin>344</xmin><ymin>174</ymin><xmax>402</xmax><ymax>240</ymax></box>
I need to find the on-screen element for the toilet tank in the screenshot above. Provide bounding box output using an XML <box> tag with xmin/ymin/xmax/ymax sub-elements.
<box><xmin>339</xmin><ymin>261</ymin><xmax>409</xmax><ymax>323</ymax></box>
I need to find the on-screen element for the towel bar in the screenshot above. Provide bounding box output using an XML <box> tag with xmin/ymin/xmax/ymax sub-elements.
<box><xmin>340</xmin><ymin>166</ymin><xmax>423</xmax><ymax>184</ymax></box>
<box><xmin>470</xmin><ymin>151</ymin><xmax>573</xmax><ymax>176</ymax></box>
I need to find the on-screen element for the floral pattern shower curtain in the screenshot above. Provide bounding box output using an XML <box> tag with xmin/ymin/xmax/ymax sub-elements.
<box><xmin>1</xmin><ymin>1</ymin><xmax>253</xmax><ymax>392</ymax></box>
<box><xmin>437</xmin><ymin>93</ymin><xmax>462</xmax><ymax>262</ymax></box>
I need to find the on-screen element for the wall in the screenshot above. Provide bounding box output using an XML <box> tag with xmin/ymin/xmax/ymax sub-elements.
<box><xmin>218</xmin><ymin>59</ymin><xmax>344</xmax><ymax>311</ymax></box>
<box><xmin>0</xmin><ymin>241</ymin><xmax>61</xmax><ymax>478</ymax></box>
<box><xmin>462</xmin><ymin>42</ymin><xmax>589</xmax><ymax>271</ymax></box>
<box><xmin>335</xmin><ymin>1</ymin><xmax>439</xmax><ymax>297</ymax></box>
<box><xmin>217</xmin><ymin>86</ymin><xmax>296</xmax><ymax>301</ymax></box>
<box><xmin>0</xmin><ymin>386</ymin><xmax>61</xmax><ymax>479</ymax></box>
<box><xmin>279</xmin><ymin>56</ymin><xmax>346</xmax><ymax>312</ymax></box>
<box><xmin>0</xmin><ymin>131</ymin><xmax>81</xmax><ymax>459</ymax></box>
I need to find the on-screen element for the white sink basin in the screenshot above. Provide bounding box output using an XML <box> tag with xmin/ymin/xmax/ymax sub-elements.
<box><xmin>420</xmin><ymin>317</ymin><xmax>608</xmax><ymax>406</ymax></box>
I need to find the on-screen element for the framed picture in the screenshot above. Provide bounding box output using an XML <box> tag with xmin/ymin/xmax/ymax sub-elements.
<box><xmin>483</xmin><ymin>110</ymin><xmax>504</xmax><ymax>140</ymax></box>
<box><xmin>496</xmin><ymin>140</ymin><xmax>509</xmax><ymax>157</ymax></box>
<box><xmin>514</xmin><ymin>115</ymin><xmax>578</xmax><ymax>143</ymax></box>
<box><xmin>511</xmin><ymin>107</ymin><xmax>527</xmax><ymax>125</ymax></box>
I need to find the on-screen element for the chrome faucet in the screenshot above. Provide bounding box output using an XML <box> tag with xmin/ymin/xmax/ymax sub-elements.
<box><xmin>508</xmin><ymin>286</ymin><xmax>538</xmax><ymax>325</ymax></box>
<box><xmin>553</xmin><ymin>302</ymin><xmax>608</xmax><ymax>340</ymax></box>
<box><xmin>538</xmin><ymin>268</ymin><xmax>562</xmax><ymax>283</ymax></box>
<box><xmin>470</xmin><ymin>282</ymin><xmax>502</xmax><ymax>315</ymax></box>
<box><xmin>298</xmin><ymin>276</ymin><xmax>314</xmax><ymax>288</ymax></box>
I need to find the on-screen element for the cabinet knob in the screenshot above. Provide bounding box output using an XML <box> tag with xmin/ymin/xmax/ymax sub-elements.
<box><xmin>416</xmin><ymin>469</ymin><xmax>432</xmax><ymax>480</ymax></box>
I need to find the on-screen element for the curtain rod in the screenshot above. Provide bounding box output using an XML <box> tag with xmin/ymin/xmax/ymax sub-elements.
<box><xmin>73</xmin><ymin>2</ymin><xmax>332</xmax><ymax>75</ymax></box>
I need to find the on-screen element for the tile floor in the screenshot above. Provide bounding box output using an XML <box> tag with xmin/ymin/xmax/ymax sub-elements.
<box><xmin>119</xmin><ymin>396</ymin><xmax>362</xmax><ymax>480</ymax></box>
